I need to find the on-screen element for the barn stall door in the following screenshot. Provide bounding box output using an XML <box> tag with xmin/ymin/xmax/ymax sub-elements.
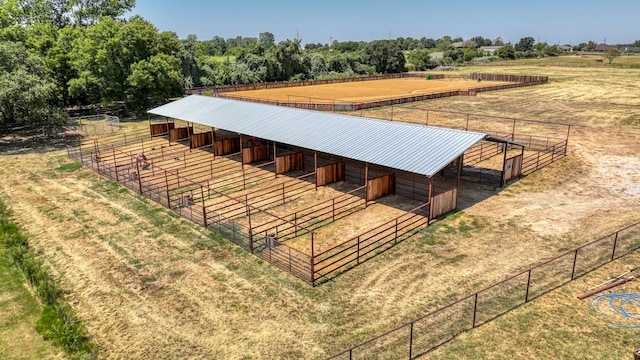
<box><xmin>366</xmin><ymin>174</ymin><xmax>396</xmax><ymax>201</ymax></box>
<box><xmin>429</xmin><ymin>188</ymin><xmax>458</xmax><ymax>219</ymax></box>
<box><xmin>150</xmin><ymin>122</ymin><xmax>175</xmax><ymax>137</ymax></box>
<box><xmin>168</xmin><ymin>126</ymin><xmax>192</xmax><ymax>142</ymax></box>
<box><xmin>276</xmin><ymin>152</ymin><xmax>304</xmax><ymax>174</ymax></box>
<box><xmin>190</xmin><ymin>132</ymin><xmax>213</xmax><ymax>149</ymax></box>
<box><xmin>316</xmin><ymin>161</ymin><xmax>345</xmax><ymax>186</ymax></box>
<box><xmin>214</xmin><ymin>137</ymin><xmax>240</xmax><ymax>156</ymax></box>
<box><xmin>242</xmin><ymin>144</ymin><xmax>269</xmax><ymax>164</ymax></box>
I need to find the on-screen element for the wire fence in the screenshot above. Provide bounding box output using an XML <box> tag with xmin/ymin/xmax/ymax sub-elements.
<box><xmin>328</xmin><ymin>221</ymin><xmax>640</xmax><ymax>359</ymax></box>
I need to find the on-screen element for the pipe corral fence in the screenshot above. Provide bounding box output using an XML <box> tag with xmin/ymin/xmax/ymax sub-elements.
<box><xmin>187</xmin><ymin>73</ymin><xmax>548</xmax><ymax>112</ymax></box>
<box><xmin>328</xmin><ymin>221</ymin><xmax>640</xmax><ymax>359</ymax></box>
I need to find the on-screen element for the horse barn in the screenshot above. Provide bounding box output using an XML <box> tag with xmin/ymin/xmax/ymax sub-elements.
<box><xmin>124</xmin><ymin>94</ymin><xmax>524</xmax><ymax>284</ymax></box>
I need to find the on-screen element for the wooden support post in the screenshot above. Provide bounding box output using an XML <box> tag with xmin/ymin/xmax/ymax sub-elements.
<box><xmin>148</xmin><ymin>113</ymin><xmax>151</xmax><ymax>138</ymax></box>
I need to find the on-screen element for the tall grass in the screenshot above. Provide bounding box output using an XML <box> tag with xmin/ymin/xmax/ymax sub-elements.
<box><xmin>0</xmin><ymin>196</ymin><xmax>96</xmax><ymax>359</ymax></box>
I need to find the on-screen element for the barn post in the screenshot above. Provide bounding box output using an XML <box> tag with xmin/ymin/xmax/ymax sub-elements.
<box><xmin>187</xmin><ymin>121</ymin><xmax>192</xmax><ymax>150</ymax></box>
<box><xmin>239</xmin><ymin>134</ymin><xmax>244</xmax><ymax>168</ymax></box>
<box><xmin>427</xmin><ymin>176</ymin><xmax>433</xmax><ymax>223</ymax></box>
<box><xmin>314</xmin><ymin>151</ymin><xmax>318</xmax><ymax>190</ymax></box>
<box><xmin>500</xmin><ymin>142</ymin><xmax>509</xmax><ymax>187</ymax></box>
<box><xmin>456</xmin><ymin>154</ymin><xmax>463</xmax><ymax>189</ymax></box>
<box><xmin>147</xmin><ymin>113</ymin><xmax>151</xmax><ymax>138</ymax></box>
<box><xmin>425</xmin><ymin>109</ymin><xmax>429</xmax><ymax>125</ymax></box>
<box><xmin>364</xmin><ymin>162</ymin><xmax>369</xmax><ymax>207</ymax></box>
<box><xmin>211</xmin><ymin>127</ymin><xmax>216</xmax><ymax>159</ymax></box>
<box><xmin>273</xmin><ymin>141</ymin><xmax>278</xmax><ymax>178</ymax></box>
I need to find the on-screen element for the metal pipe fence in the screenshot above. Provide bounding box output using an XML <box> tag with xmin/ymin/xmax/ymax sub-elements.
<box><xmin>328</xmin><ymin>221</ymin><xmax>640</xmax><ymax>359</ymax></box>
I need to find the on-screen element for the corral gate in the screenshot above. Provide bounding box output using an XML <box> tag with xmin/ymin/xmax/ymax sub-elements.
<box><xmin>503</xmin><ymin>154</ymin><xmax>523</xmax><ymax>183</ymax></box>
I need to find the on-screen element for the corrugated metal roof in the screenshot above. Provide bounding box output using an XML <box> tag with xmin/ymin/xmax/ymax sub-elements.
<box><xmin>148</xmin><ymin>95</ymin><xmax>488</xmax><ymax>178</ymax></box>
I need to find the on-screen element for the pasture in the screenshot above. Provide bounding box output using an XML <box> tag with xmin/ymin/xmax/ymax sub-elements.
<box><xmin>0</xmin><ymin>63</ymin><xmax>639</xmax><ymax>358</ymax></box>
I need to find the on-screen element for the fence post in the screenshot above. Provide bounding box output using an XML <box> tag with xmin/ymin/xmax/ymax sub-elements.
<box><xmin>525</xmin><ymin>269</ymin><xmax>532</xmax><ymax>303</ymax></box>
<box><xmin>164</xmin><ymin>170</ymin><xmax>170</xmax><ymax>207</ymax></box>
<box><xmin>311</xmin><ymin>233</ymin><xmax>315</xmax><ymax>286</ymax></box>
<box><xmin>282</xmin><ymin>183</ymin><xmax>285</xmax><ymax>204</ymax></box>
<box><xmin>394</xmin><ymin>218</ymin><xmax>399</xmax><ymax>244</ymax></box>
<box><xmin>472</xmin><ymin>293</ymin><xmax>478</xmax><ymax>328</ymax></box>
<box><xmin>332</xmin><ymin>198</ymin><xmax>336</xmax><ymax>222</ymax></box>
<box><xmin>201</xmin><ymin>186</ymin><xmax>207</xmax><ymax>228</ymax></box>
<box><xmin>571</xmin><ymin>249</ymin><xmax>579</xmax><ymax>280</ymax></box>
<box><xmin>409</xmin><ymin>321</ymin><xmax>414</xmax><ymax>359</ymax></box>
<box><xmin>611</xmin><ymin>231</ymin><xmax>619</xmax><ymax>261</ymax></box>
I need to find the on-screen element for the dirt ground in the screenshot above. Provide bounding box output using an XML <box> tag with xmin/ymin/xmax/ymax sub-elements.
<box><xmin>229</xmin><ymin>77</ymin><xmax>507</xmax><ymax>103</ymax></box>
<box><xmin>1</xmin><ymin>64</ymin><xmax>639</xmax><ymax>359</ymax></box>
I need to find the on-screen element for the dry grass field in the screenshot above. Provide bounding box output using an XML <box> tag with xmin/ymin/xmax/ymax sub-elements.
<box><xmin>228</xmin><ymin>77</ymin><xmax>507</xmax><ymax>103</ymax></box>
<box><xmin>1</xmin><ymin>63</ymin><xmax>639</xmax><ymax>359</ymax></box>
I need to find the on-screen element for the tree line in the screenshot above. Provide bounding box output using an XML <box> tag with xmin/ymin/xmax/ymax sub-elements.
<box><xmin>1</xmin><ymin>0</ymin><xmax>638</xmax><ymax>133</ymax></box>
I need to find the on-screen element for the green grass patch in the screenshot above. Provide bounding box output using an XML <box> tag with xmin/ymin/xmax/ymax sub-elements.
<box><xmin>0</xmin><ymin>198</ymin><xmax>96</xmax><ymax>359</ymax></box>
<box><xmin>56</xmin><ymin>162</ymin><xmax>83</xmax><ymax>172</ymax></box>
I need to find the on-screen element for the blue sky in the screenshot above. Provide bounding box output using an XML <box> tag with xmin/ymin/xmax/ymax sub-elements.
<box><xmin>129</xmin><ymin>0</ymin><xmax>639</xmax><ymax>45</ymax></box>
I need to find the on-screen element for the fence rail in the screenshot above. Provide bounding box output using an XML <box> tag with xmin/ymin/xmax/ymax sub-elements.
<box><xmin>328</xmin><ymin>221</ymin><xmax>640</xmax><ymax>359</ymax></box>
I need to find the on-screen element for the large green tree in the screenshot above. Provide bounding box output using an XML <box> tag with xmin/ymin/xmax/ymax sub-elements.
<box><xmin>364</xmin><ymin>40</ymin><xmax>405</xmax><ymax>73</ymax></box>
<box><xmin>0</xmin><ymin>41</ymin><xmax>65</xmax><ymax>133</ymax></box>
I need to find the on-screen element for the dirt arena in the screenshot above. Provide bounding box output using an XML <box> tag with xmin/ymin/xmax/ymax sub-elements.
<box><xmin>229</xmin><ymin>77</ymin><xmax>507</xmax><ymax>103</ymax></box>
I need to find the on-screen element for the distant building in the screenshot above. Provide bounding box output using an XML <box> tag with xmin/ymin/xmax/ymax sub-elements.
<box><xmin>478</xmin><ymin>46</ymin><xmax>503</xmax><ymax>53</ymax></box>
<box><xmin>558</xmin><ymin>45</ymin><xmax>573</xmax><ymax>52</ymax></box>
<box><xmin>620</xmin><ymin>46</ymin><xmax>640</xmax><ymax>53</ymax></box>
<box><xmin>451</xmin><ymin>41</ymin><xmax>476</xmax><ymax>48</ymax></box>
<box><xmin>594</xmin><ymin>43</ymin><xmax>614</xmax><ymax>51</ymax></box>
